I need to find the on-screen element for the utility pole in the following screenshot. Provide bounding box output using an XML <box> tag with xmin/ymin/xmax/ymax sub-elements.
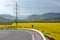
<box><xmin>15</xmin><ymin>2</ymin><xmax>19</xmax><ymax>29</ymax></box>
<box><xmin>16</xmin><ymin>2</ymin><xmax>18</xmax><ymax>28</ymax></box>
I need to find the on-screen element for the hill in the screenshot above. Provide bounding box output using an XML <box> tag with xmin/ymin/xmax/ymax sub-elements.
<box><xmin>0</xmin><ymin>14</ymin><xmax>29</xmax><ymax>20</ymax></box>
<box><xmin>0</xmin><ymin>13</ymin><xmax>60</xmax><ymax>23</ymax></box>
<box><xmin>27</xmin><ymin>13</ymin><xmax>60</xmax><ymax>22</ymax></box>
<box><xmin>0</xmin><ymin>14</ymin><xmax>15</xmax><ymax>20</ymax></box>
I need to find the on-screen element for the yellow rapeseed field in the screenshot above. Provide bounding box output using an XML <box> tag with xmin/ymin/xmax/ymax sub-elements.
<box><xmin>12</xmin><ymin>23</ymin><xmax>60</xmax><ymax>40</ymax></box>
<box><xmin>0</xmin><ymin>25</ymin><xmax>11</xmax><ymax>29</ymax></box>
<box><xmin>0</xmin><ymin>23</ymin><xmax>60</xmax><ymax>40</ymax></box>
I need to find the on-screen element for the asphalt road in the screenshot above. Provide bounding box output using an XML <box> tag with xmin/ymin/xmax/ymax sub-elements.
<box><xmin>0</xmin><ymin>30</ymin><xmax>49</xmax><ymax>40</ymax></box>
<box><xmin>0</xmin><ymin>30</ymin><xmax>33</xmax><ymax>40</ymax></box>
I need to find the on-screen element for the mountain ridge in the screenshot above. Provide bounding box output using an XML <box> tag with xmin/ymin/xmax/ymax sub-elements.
<box><xmin>26</xmin><ymin>13</ymin><xmax>60</xmax><ymax>22</ymax></box>
<box><xmin>0</xmin><ymin>12</ymin><xmax>60</xmax><ymax>23</ymax></box>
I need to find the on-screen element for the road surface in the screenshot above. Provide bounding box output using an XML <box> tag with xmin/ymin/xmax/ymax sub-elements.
<box><xmin>0</xmin><ymin>30</ymin><xmax>33</xmax><ymax>40</ymax></box>
<box><xmin>0</xmin><ymin>30</ymin><xmax>49</xmax><ymax>40</ymax></box>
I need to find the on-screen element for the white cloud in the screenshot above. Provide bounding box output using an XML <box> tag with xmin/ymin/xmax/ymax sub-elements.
<box><xmin>0</xmin><ymin>0</ymin><xmax>23</xmax><ymax>15</ymax></box>
<box><xmin>0</xmin><ymin>0</ymin><xmax>60</xmax><ymax>15</ymax></box>
<box><xmin>53</xmin><ymin>1</ymin><xmax>60</xmax><ymax>7</ymax></box>
<box><xmin>0</xmin><ymin>0</ymin><xmax>14</xmax><ymax>15</ymax></box>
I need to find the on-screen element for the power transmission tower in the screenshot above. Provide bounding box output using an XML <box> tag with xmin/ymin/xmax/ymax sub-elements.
<box><xmin>14</xmin><ymin>2</ymin><xmax>19</xmax><ymax>29</ymax></box>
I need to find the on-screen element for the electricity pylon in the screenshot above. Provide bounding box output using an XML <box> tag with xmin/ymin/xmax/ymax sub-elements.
<box><xmin>14</xmin><ymin>2</ymin><xmax>19</xmax><ymax>29</ymax></box>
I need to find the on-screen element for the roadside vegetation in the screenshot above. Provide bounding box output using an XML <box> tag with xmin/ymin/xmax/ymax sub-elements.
<box><xmin>0</xmin><ymin>23</ymin><xmax>60</xmax><ymax>40</ymax></box>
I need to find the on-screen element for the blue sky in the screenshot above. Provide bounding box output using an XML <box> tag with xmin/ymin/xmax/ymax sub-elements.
<box><xmin>0</xmin><ymin>0</ymin><xmax>60</xmax><ymax>15</ymax></box>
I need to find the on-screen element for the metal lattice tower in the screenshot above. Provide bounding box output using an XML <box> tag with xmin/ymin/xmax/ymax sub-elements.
<box><xmin>14</xmin><ymin>2</ymin><xmax>19</xmax><ymax>29</ymax></box>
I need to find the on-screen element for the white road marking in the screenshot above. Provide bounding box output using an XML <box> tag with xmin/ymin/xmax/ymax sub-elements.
<box><xmin>26</xmin><ymin>31</ymin><xmax>35</xmax><ymax>40</ymax></box>
<box><xmin>0</xmin><ymin>28</ymin><xmax>46</xmax><ymax>40</ymax></box>
<box><xmin>0</xmin><ymin>30</ymin><xmax>34</xmax><ymax>40</ymax></box>
<box><xmin>18</xmin><ymin>28</ymin><xmax>46</xmax><ymax>40</ymax></box>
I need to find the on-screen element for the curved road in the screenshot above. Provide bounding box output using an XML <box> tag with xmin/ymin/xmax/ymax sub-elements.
<box><xmin>0</xmin><ymin>30</ymin><xmax>33</xmax><ymax>40</ymax></box>
<box><xmin>0</xmin><ymin>30</ymin><xmax>49</xmax><ymax>40</ymax></box>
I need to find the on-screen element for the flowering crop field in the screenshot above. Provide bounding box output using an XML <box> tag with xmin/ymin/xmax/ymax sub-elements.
<box><xmin>12</xmin><ymin>23</ymin><xmax>60</xmax><ymax>40</ymax></box>
<box><xmin>0</xmin><ymin>23</ymin><xmax>60</xmax><ymax>40</ymax></box>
